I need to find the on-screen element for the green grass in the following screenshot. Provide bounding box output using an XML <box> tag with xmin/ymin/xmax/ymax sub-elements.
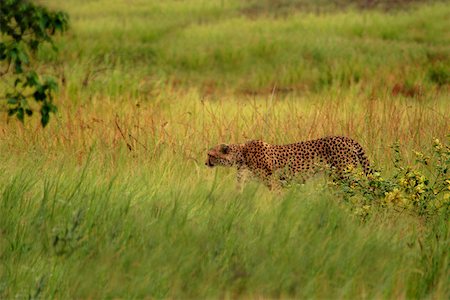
<box><xmin>1</xmin><ymin>154</ymin><xmax>448</xmax><ymax>298</ymax></box>
<box><xmin>38</xmin><ymin>0</ymin><xmax>449</xmax><ymax>97</ymax></box>
<box><xmin>1</xmin><ymin>0</ymin><xmax>449</xmax><ymax>298</ymax></box>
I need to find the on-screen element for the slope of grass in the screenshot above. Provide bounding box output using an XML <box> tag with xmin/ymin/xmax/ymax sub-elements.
<box><xmin>36</xmin><ymin>0</ymin><xmax>449</xmax><ymax>97</ymax></box>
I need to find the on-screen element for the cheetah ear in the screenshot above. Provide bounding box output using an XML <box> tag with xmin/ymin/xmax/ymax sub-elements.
<box><xmin>220</xmin><ymin>144</ymin><xmax>230</xmax><ymax>154</ymax></box>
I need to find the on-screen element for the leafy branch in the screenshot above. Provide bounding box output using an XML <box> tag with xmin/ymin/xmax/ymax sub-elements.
<box><xmin>0</xmin><ymin>0</ymin><xmax>69</xmax><ymax>127</ymax></box>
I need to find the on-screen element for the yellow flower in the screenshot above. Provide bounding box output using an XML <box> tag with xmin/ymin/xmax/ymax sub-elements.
<box><xmin>413</xmin><ymin>151</ymin><xmax>424</xmax><ymax>158</ymax></box>
<box><xmin>433</xmin><ymin>138</ymin><xmax>443</xmax><ymax>151</ymax></box>
<box><xmin>344</xmin><ymin>165</ymin><xmax>355</xmax><ymax>174</ymax></box>
<box><xmin>414</xmin><ymin>183</ymin><xmax>425</xmax><ymax>194</ymax></box>
<box><xmin>399</xmin><ymin>178</ymin><xmax>408</xmax><ymax>187</ymax></box>
<box><xmin>385</xmin><ymin>188</ymin><xmax>403</xmax><ymax>205</ymax></box>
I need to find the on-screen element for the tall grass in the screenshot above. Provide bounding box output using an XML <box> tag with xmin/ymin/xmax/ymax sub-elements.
<box><xmin>0</xmin><ymin>153</ymin><xmax>448</xmax><ymax>298</ymax></box>
<box><xmin>1</xmin><ymin>90</ymin><xmax>448</xmax><ymax>298</ymax></box>
<box><xmin>1</xmin><ymin>91</ymin><xmax>447</xmax><ymax>169</ymax></box>
<box><xmin>1</xmin><ymin>0</ymin><xmax>449</xmax><ymax>298</ymax></box>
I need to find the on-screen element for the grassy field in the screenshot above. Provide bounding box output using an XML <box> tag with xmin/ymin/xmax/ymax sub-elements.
<box><xmin>1</xmin><ymin>0</ymin><xmax>449</xmax><ymax>298</ymax></box>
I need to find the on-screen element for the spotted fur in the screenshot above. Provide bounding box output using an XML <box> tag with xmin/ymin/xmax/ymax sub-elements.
<box><xmin>205</xmin><ymin>136</ymin><xmax>372</xmax><ymax>189</ymax></box>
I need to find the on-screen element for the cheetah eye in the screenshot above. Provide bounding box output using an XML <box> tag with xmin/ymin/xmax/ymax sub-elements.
<box><xmin>220</xmin><ymin>144</ymin><xmax>230</xmax><ymax>154</ymax></box>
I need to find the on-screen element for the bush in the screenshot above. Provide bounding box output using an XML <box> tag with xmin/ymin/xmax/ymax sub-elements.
<box><xmin>333</xmin><ymin>138</ymin><xmax>450</xmax><ymax>220</ymax></box>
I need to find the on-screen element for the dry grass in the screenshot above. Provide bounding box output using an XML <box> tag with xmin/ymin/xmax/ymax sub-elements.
<box><xmin>1</xmin><ymin>89</ymin><xmax>448</xmax><ymax>172</ymax></box>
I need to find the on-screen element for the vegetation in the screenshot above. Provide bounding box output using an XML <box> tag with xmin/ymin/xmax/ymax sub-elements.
<box><xmin>0</xmin><ymin>0</ymin><xmax>68</xmax><ymax>126</ymax></box>
<box><xmin>32</xmin><ymin>0</ymin><xmax>448</xmax><ymax>98</ymax></box>
<box><xmin>0</xmin><ymin>0</ymin><xmax>448</xmax><ymax>298</ymax></box>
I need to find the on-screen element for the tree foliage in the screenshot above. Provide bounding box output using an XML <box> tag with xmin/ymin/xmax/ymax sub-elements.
<box><xmin>0</xmin><ymin>0</ymin><xmax>68</xmax><ymax>127</ymax></box>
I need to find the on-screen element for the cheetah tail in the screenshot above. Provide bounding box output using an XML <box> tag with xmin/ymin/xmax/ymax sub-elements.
<box><xmin>352</xmin><ymin>140</ymin><xmax>373</xmax><ymax>176</ymax></box>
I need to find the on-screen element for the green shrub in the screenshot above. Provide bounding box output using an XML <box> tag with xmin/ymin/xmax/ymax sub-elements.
<box><xmin>428</xmin><ymin>65</ymin><xmax>449</xmax><ymax>86</ymax></box>
<box><xmin>334</xmin><ymin>138</ymin><xmax>450</xmax><ymax>219</ymax></box>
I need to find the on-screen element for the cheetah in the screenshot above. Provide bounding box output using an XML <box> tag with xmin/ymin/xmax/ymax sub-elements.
<box><xmin>205</xmin><ymin>136</ymin><xmax>372</xmax><ymax>189</ymax></box>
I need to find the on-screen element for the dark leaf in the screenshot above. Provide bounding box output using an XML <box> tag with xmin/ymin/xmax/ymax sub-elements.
<box><xmin>14</xmin><ymin>61</ymin><xmax>23</xmax><ymax>73</ymax></box>
<box><xmin>41</xmin><ymin>110</ymin><xmax>49</xmax><ymax>127</ymax></box>
<box><xmin>7</xmin><ymin>97</ymin><xmax>18</xmax><ymax>105</ymax></box>
<box><xmin>17</xmin><ymin>107</ymin><xmax>24</xmax><ymax>122</ymax></box>
<box><xmin>33</xmin><ymin>88</ymin><xmax>46</xmax><ymax>101</ymax></box>
<box><xmin>44</xmin><ymin>77</ymin><xmax>58</xmax><ymax>92</ymax></box>
<box><xmin>29</xmin><ymin>40</ymin><xmax>39</xmax><ymax>51</ymax></box>
<box><xmin>25</xmin><ymin>71</ymin><xmax>39</xmax><ymax>87</ymax></box>
<box><xmin>8</xmin><ymin>108</ymin><xmax>17</xmax><ymax>117</ymax></box>
<box><xmin>0</xmin><ymin>42</ymin><xmax>6</xmax><ymax>60</ymax></box>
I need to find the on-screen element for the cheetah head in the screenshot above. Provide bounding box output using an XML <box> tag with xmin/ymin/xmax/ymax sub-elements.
<box><xmin>205</xmin><ymin>144</ymin><xmax>242</xmax><ymax>168</ymax></box>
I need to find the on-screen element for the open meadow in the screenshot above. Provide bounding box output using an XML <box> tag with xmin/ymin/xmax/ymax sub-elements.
<box><xmin>0</xmin><ymin>0</ymin><xmax>449</xmax><ymax>298</ymax></box>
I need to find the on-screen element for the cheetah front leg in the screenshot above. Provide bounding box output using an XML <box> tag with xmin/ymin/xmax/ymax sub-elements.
<box><xmin>265</xmin><ymin>179</ymin><xmax>280</xmax><ymax>191</ymax></box>
<box><xmin>254</xmin><ymin>169</ymin><xmax>280</xmax><ymax>191</ymax></box>
<box><xmin>238</xmin><ymin>167</ymin><xmax>281</xmax><ymax>191</ymax></box>
<box><xmin>236</xmin><ymin>165</ymin><xmax>249</xmax><ymax>192</ymax></box>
